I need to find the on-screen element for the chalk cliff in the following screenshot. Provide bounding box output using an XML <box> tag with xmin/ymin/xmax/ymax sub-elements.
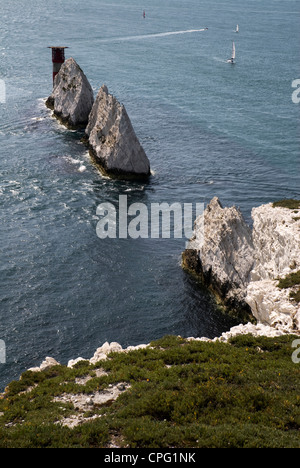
<box><xmin>245</xmin><ymin>203</ymin><xmax>300</xmax><ymax>332</ymax></box>
<box><xmin>85</xmin><ymin>85</ymin><xmax>150</xmax><ymax>180</ymax></box>
<box><xmin>183</xmin><ymin>198</ymin><xmax>300</xmax><ymax>333</ymax></box>
<box><xmin>183</xmin><ymin>197</ymin><xmax>255</xmax><ymax>321</ymax></box>
<box><xmin>46</xmin><ymin>58</ymin><xmax>94</xmax><ymax>129</ymax></box>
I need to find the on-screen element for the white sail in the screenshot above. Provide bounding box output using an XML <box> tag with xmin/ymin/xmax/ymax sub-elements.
<box><xmin>236</xmin><ymin>24</ymin><xmax>239</xmax><ymax>33</ymax></box>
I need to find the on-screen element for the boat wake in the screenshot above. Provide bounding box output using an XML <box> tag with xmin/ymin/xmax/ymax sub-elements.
<box><xmin>99</xmin><ymin>29</ymin><xmax>208</xmax><ymax>43</ymax></box>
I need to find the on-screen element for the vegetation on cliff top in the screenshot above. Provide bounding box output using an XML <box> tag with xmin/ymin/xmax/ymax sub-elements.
<box><xmin>0</xmin><ymin>334</ymin><xmax>299</xmax><ymax>448</ymax></box>
<box><xmin>272</xmin><ymin>199</ymin><xmax>300</xmax><ymax>210</ymax></box>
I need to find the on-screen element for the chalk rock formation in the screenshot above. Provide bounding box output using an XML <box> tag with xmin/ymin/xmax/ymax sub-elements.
<box><xmin>183</xmin><ymin>197</ymin><xmax>255</xmax><ymax>320</ymax></box>
<box><xmin>86</xmin><ymin>85</ymin><xmax>150</xmax><ymax>180</ymax></box>
<box><xmin>183</xmin><ymin>198</ymin><xmax>300</xmax><ymax>333</ymax></box>
<box><xmin>245</xmin><ymin>203</ymin><xmax>300</xmax><ymax>331</ymax></box>
<box><xmin>46</xmin><ymin>57</ymin><xmax>94</xmax><ymax>129</ymax></box>
<box><xmin>27</xmin><ymin>342</ymin><xmax>150</xmax><ymax>375</ymax></box>
<box><xmin>248</xmin><ymin>203</ymin><xmax>300</xmax><ymax>281</ymax></box>
<box><xmin>217</xmin><ymin>322</ymin><xmax>287</xmax><ymax>342</ymax></box>
<box><xmin>27</xmin><ymin>357</ymin><xmax>60</xmax><ymax>373</ymax></box>
<box><xmin>187</xmin><ymin>322</ymin><xmax>286</xmax><ymax>343</ymax></box>
<box><xmin>246</xmin><ymin>280</ymin><xmax>299</xmax><ymax>331</ymax></box>
<box><xmin>89</xmin><ymin>341</ymin><xmax>123</xmax><ymax>365</ymax></box>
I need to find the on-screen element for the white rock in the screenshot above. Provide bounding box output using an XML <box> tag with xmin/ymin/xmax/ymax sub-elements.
<box><xmin>249</xmin><ymin>203</ymin><xmax>300</xmax><ymax>281</ymax></box>
<box><xmin>89</xmin><ymin>353</ymin><xmax>107</xmax><ymax>365</ymax></box>
<box><xmin>184</xmin><ymin>197</ymin><xmax>255</xmax><ymax>313</ymax></box>
<box><xmin>89</xmin><ymin>341</ymin><xmax>123</xmax><ymax>365</ymax></box>
<box><xmin>184</xmin><ymin>198</ymin><xmax>300</xmax><ymax>334</ymax></box>
<box><xmin>126</xmin><ymin>344</ymin><xmax>149</xmax><ymax>351</ymax></box>
<box><xmin>245</xmin><ymin>203</ymin><xmax>300</xmax><ymax>333</ymax></box>
<box><xmin>28</xmin><ymin>357</ymin><xmax>60</xmax><ymax>373</ymax></box>
<box><xmin>27</xmin><ymin>367</ymin><xmax>42</xmax><ymax>373</ymax></box>
<box><xmin>186</xmin><ymin>336</ymin><xmax>211</xmax><ymax>342</ymax></box>
<box><xmin>40</xmin><ymin>357</ymin><xmax>60</xmax><ymax>371</ymax></box>
<box><xmin>246</xmin><ymin>280</ymin><xmax>299</xmax><ymax>328</ymax></box>
<box><xmin>54</xmin><ymin>383</ymin><xmax>130</xmax><ymax>428</ymax></box>
<box><xmin>86</xmin><ymin>84</ymin><xmax>150</xmax><ymax>179</ymax></box>
<box><xmin>219</xmin><ymin>322</ymin><xmax>284</xmax><ymax>342</ymax></box>
<box><xmin>46</xmin><ymin>57</ymin><xmax>94</xmax><ymax>128</ymax></box>
<box><xmin>67</xmin><ymin>357</ymin><xmax>86</xmax><ymax>368</ymax></box>
<box><xmin>102</xmin><ymin>341</ymin><xmax>123</xmax><ymax>354</ymax></box>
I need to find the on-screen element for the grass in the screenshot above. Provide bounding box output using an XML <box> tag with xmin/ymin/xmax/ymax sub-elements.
<box><xmin>272</xmin><ymin>200</ymin><xmax>300</xmax><ymax>210</ymax></box>
<box><xmin>0</xmin><ymin>334</ymin><xmax>300</xmax><ymax>448</ymax></box>
<box><xmin>278</xmin><ymin>271</ymin><xmax>300</xmax><ymax>304</ymax></box>
<box><xmin>278</xmin><ymin>271</ymin><xmax>300</xmax><ymax>289</ymax></box>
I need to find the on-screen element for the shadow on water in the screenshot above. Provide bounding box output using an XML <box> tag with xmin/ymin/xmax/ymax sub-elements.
<box><xmin>181</xmin><ymin>273</ymin><xmax>240</xmax><ymax>339</ymax></box>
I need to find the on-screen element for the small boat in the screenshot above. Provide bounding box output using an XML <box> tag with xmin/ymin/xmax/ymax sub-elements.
<box><xmin>227</xmin><ymin>41</ymin><xmax>236</xmax><ymax>64</ymax></box>
<box><xmin>236</xmin><ymin>24</ymin><xmax>239</xmax><ymax>33</ymax></box>
<box><xmin>143</xmin><ymin>10</ymin><xmax>146</xmax><ymax>18</ymax></box>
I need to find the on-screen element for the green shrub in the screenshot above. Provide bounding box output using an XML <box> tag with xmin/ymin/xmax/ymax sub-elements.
<box><xmin>272</xmin><ymin>200</ymin><xmax>300</xmax><ymax>210</ymax></box>
<box><xmin>0</xmin><ymin>335</ymin><xmax>300</xmax><ymax>448</ymax></box>
<box><xmin>278</xmin><ymin>271</ymin><xmax>300</xmax><ymax>289</ymax></box>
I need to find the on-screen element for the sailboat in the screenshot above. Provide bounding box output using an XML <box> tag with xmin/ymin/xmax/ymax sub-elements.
<box><xmin>227</xmin><ymin>41</ymin><xmax>236</xmax><ymax>64</ymax></box>
<box><xmin>236</xmin><ymin>24</ymin><xmax>239</xmax><ymax>33</ymax></box>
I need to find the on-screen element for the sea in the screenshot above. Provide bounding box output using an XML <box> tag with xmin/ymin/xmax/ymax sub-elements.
<box><xmin>0</xmin><ymin>0</ymin><xmax>299</xmax><ymax>390</ymax></box>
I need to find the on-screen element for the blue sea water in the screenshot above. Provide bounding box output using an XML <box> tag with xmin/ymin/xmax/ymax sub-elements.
<box><xmin>0</xmin><ymin>0</ymin><xmax>299</xmax><ymax>390</ymax></box>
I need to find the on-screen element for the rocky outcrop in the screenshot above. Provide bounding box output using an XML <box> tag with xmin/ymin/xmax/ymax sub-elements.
<box><xmin>28</xmin><ymin>357</ymin><xmax>60</xmax><ymax>373</ymax></box>
<box><xmin>53</xmin><ymin>382</ymin><xmax>130</xmax><ymax>428</ymax></box>
<box><xmin>248</xmin><ymin>203</ymin><xmax>300</xmax><ymax>281</ymax></box>
<box><xmin>183</xmin><ymin>197</ymin><xmax>255</xmax><ymax>321</ymax></box>
<box><xmin>46</xmin><ymin>58</ymin><xmax>94</xmax><ymax>129</ymax></box>
<box><xmin>45</xmin><ymin>61</ymin><xmax>150</xmax><ymax>179</ymax></box>
<box><xmin>188</xmin><ymin>322</ymin><xmax>288</xmax><ymax>343</ymax></box>
<box><xmin>26</xmin><ymin>341</ymin><xmax>149</xmax><ymax>373</ymax></box>
<box><xmin>246</xmin><ymin>280</ymin><xmax>299</xmax><ymax>332</ymax></box>
<box><xmin>183</xmin><ymin>198</ymin><xmax>300</xmax><ymax>333</ymax></box>
<box><xmin>85</xmin><ymin>85</ymin><xmax>150</xmax><ymax>180</ymax></box>
<box><xmin>245</xmin><ymin>203</ymin><xmax>300</xmax><ymax>332</ymax></box>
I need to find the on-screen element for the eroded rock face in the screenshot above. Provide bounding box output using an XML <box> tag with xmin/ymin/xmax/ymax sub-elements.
<box><xmin>89</xmin><ymin>341</ymin><xmax>123</xmax><ymax>365</ymax></box>
<box><xmin>249</xmin><ymin>203</ymin><xmax>300</xmax><ymax>281</ymax></box>
<box><xmin>183</xmin><ymin>198</ymin><xmax>300</xmax><ymax>333</ymax></box>
<box><xmin>46</xmin><ymin>57</ymin><xmax>94</xmax><ymax>129</ymax></box>
<box><xmin>183</xmin><ymin>197</ymin><xmax>255</xmax><ymax>319</ymax></box>
<box><xmin>86</xmin><ymin>85</ymin><xmax>150</xmax><ymax>180</ymax></box>
<box><xmin>246</xmin><ymin>280</ymin><xmax>299</xmax><ymax>332</ymax></box>
<box><xmin>245</xmin><ymin>203</ymin><xmax>300</xmax><ymax>331</ymax></box>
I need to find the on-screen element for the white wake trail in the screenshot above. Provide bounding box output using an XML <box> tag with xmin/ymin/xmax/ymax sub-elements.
<box><xmin>99</xmin><ymin>29</ymin><xmax>207</xmax><ymax>43</ymax></box>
